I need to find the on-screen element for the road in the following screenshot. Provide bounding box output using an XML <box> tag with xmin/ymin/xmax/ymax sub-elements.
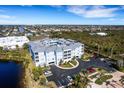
<box><xmin>47</xmin><ymin>57</ymin><xmax>116</xmax><ymax>87</ymax></box>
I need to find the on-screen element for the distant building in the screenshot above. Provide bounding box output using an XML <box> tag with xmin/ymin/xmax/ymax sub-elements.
<box><xmin>18</xmin><ymin>26</ymin><xmax>24</xmax><ymax>33</ymax></box>
<box><xmin>96</xmin><ymin>32</ymin><xmax>107</xmax><ymax>36</ymax></box>
<box><xmin>0</xmin><ymin>36</ymin><xmax>29</xmax><ymax>49</ymax></box>
<box><xmin>25</xmin><ymin>32</ymin><xmax>33</xmax><ymax>36</ymax></box>
<box><xmin>29</xmin><ymin>38</ymin><xmax>84</xmax><ymax>66</ymax></box>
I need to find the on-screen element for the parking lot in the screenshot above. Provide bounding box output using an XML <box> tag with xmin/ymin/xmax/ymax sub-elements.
<box><xmin>47</xmin><ymin>57</ymin><xmax>116</xmax><ymax>87</ymax></box>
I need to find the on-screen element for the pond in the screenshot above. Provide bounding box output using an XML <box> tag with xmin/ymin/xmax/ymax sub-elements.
<box><xmin>0</xmin><ymin>61</ymin><xmax>23</xmax><ymax>88</ymax></box>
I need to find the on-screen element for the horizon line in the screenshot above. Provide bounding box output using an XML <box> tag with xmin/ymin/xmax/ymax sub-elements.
<box><xmin>0</xmin><ymin>24</ymin><xmax>124</xmax><ymax>26</ymax></box>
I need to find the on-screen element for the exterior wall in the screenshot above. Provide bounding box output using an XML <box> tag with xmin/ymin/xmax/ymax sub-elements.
<box><xmin>29</xmin><ymin>39</ymin><xmax>84</xmax><ymax>67</ymax></box>
<box><xmin>33</xmin><ymin>51</ymin><xmax>63</xmax><ymax>66</ymax></box>
<box><xmin>45</xmin><ymin>51</ymin><xmax>56</xmax><ymax>65</ymax></box>
<box><xmin>38</xmin><ymin>52</ymin><xmax>46</xmax><ymax>66</ymax></box>
<box><xmin>81</xmin><ymin>45</ymin><xmax>84</xmax><ymax>56</ymax></box>
<box><xmin>0</xmin><ymin>36</ymin><xmax>29</xmax><ymax>49</ymax></box>
<box><xmin>31</xmin><ymin>44</ymin><xmax>84</xmax><ymax>66</ymax></box>
<box><xmin>75</xmin><ymin>46</ymin><xmax>82</xmax><ymax>58</ymax></box>
<box><xmin>55</xmin><ymin>51</ymin><xmax>63</xmax><ymax>65</ymax></box>
<box><xmin>63</xmin><ymin>49</ymin><xmax>72</xmax><ymax>62</ymax></box>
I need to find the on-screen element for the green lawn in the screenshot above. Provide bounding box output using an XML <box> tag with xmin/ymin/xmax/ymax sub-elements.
<box><xmin>70</xmin><ymin>60</ymin><xmax>77</xmax><ymax>65</ymax></box>
<box><xmin>89</xmin><ymin>73</ymin><xmax>99</xmax><ymax>79</ymax></box>
<box><xmin>60</xmin><ymin>62</ymin><xmax>73</xmax><ymax>68</ymax></box>
<box><xmin>95</xmin><ymin>75</ymin><xmax>113</xmax><ymax>85</ymax></box>
<box><xmin>81</xmin><ymin>53</ymin><xmax>92</xmax><ymax>61</ymax></box>
<box><xmin>118</xmin><ymin>67</ymin><xmax>124</xmax><ymax>72</ymax></box>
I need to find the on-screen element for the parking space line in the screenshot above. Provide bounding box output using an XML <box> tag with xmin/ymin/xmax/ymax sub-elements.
<box><xmin>57</xmin><ymin>81</ymin><xmax>62</xmax><ymax>86</ymax></box>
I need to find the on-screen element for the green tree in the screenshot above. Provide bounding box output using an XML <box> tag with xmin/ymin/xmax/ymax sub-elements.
<box><xmin>32</xmin><ymin>66</ymin><xmax>43</xmax><ymax>81</ymax></box>
<box><xmin>16</xmin><ymin>45</ymin><xmax>19</xmax><ymax>50</ymax></box>
<box><xmin>0</xmin><ymin>47</ymin><xmax>3</xmax><ymax>52</ymax></box>
<box><xmin>120</xmin><ymin>76</ymin><xmax>124</xmax><ymax>86</ymax></box>
<box><xmin>72</xmin><ymin>70</ymin><xmax>92</xmax><ymax>88</ymax></box>
<box><xmin>23</xmin><ymin>43</ymin><xmax>29</xmax><ymax>50</ymax></box>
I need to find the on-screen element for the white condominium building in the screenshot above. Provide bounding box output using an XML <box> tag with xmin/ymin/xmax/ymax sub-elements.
<box><xmin>0</xmin><ymin>36</ymin><xmax>29</xmax><ymax>49</ymax></box>
<box><xmin>29</xmin><ymin>38</ymin><xmax>84</xmax><ymax>66</ymax></box>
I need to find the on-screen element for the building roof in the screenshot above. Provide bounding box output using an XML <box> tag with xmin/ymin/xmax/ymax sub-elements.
<box><xmin>0</xmin><ymin>36</ymin><xmax>29</xmax><ymax>47</ymax></box>
<box><xmin>29</xmin><ymin>38</ymin><xmax>83</xmax><ymax>53</ymax></box>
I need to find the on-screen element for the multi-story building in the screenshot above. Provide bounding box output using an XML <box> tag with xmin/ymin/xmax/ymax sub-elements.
<box><xmin>29</xmin><ymin>38</ymin><xmax>84</xmax><ymax>66</ymax></box>
<box><xmin>0</xmin><ymin>36</ymin><xmax>29</xmax><ymax>49</ymax></box>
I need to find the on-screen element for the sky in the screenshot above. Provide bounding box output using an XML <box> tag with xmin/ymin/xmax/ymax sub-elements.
<box><xmin>0</xmin><ymin>5</ymin><xmax>124</xmax><ymax>25</ymax></box>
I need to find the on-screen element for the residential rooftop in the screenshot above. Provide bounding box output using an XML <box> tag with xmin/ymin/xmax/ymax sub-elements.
<box><xmin>29</xmin><ymin>38</ymin><xmax>83</xmax><ymax>53</ymax></box>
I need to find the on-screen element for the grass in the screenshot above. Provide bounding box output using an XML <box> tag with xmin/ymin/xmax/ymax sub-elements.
<box><xmin>118</xmin><ymin>67</ymin><xmax>124</xmax><ymax>72</ymax></box>
<box><xmin>70</xmin><ymin>60</ymin><xmax>77</xmax><ymax>65</ymax></box>
<box><xmin>0</xmin><ymin>48</ymin><xmax>55</xmax><ymax>88</ymax></box>
<box><xmin>81</xmin><ymin>53</ymin><xmax>92</xmax><ymax>61</ymax></box>
<box><xmin>89</xmin><ymin>73</ymin><xmax>99</xmax><ymax>79</ymax></box>
<box><xmin>95</xmin><ymin>75</ymin><xmax>113</xmax><ymax>85</ymax></box>
<box><xmin>0</xmin><ymin>49</ymin><xmax>28</xmax><ymax>62</ymax></box>
<box><xmin>60</xmin><ymin>62</ymin><xmax>73</xmax><ymax>68</ymax></box>
<box><xmin>47</xmin><ymin>81</ymin><xmax>57</xmax><ymax>88</ymax></box>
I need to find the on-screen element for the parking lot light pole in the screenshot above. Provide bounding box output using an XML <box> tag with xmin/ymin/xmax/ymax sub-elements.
<box><xmin>110</xmin><ymin>44</ymin><xmax>116</xmax><ymax>58</ymax></box>
<box><xmin>95</xmin><ymin>43</ymin><xmax>100</xmax><ymax>56</ymax></box>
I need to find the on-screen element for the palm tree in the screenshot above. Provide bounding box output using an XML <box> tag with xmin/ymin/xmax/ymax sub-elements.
<box><xmin>72</xmin><ymin>74</ymin><xmax>82</xmax><ymax>88</ymax></box>
<box><xmin>120</xmin><ymin>76</ymin><xmax>124</xmax><ymax>87</ymax></box>
<box><xmin>81</xmin><ymin>70</ymin><xmax>92</xmax><ymax>88</ymax></box>
<box><xmin>105</xmin><ymin>81</ymin><xmax>110</xmax><ymax>86</ymax></box>
<box><xmin>72</xmin><ymin>70</ymin><xmax>92</xmax><ymax>88</ymax></box>
<box><xmin>0</xmin><ymin>47</ymin><xmax>3</xmax><ymax>51</ymax></box>
<box><xmin>16</xmin><ymin>45</ymin><xmax>19</xmax><ymax>50</ymax></box>
<box><xmin>23</xmin><ymin>43</ymin><xmax>29</xmax><ymax>50</ymax></box>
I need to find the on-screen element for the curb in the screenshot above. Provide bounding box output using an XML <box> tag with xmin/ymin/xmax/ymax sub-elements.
<box><xmin>56</xmin><ymin>59</ymin><xmax>79</xmax><ymax>70</ymax></box>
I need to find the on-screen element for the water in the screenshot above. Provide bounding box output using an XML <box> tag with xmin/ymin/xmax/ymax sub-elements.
<box><xmin>0</xmin><ymin>61</ymin><xmax>22</xmax><ymax>88</ymax></box>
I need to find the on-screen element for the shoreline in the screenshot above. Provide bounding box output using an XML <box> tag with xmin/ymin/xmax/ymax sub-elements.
<box><xmin>0</xmin><ymin>59</ymin><xmax>26</xmax><ymax>88</ymax></box>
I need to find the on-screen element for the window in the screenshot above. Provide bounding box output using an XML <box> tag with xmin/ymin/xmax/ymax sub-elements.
<box><xmin>64</xmin><ymin>54</ymin><xmax>67</xmax><ymax>57</ymax></box>
<box><xmin>64</xmin><ymin>51</ymin><xmax>67</xmax><ymax>53</ymax></box>
<box><xmin>49</xmin><ymin>62</ymin><xmax>55</xmax><ymax>64</ymax></box>
<box><xmin>35</xmin><ymin>52</ymin><xmax>38</xmax><ymax>55</ymax></box>
<box><xmin>64</xmin><ymin>57</ymin><xmax>67</xmax><ymax>59</ymax></box>
<box><xmin>35</xmin><ymin>56</ymin><xmax>39</xmax><ymax>58</ymax></box>
<box><xmin>35</xmin><ymin>60</ymin><xmax>39</xmax><ymax>62</ymax></box>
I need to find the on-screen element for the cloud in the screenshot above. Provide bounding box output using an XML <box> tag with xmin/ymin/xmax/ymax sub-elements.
<box><xmin>0</xmin><ymin>19</ymin><xmax>19</xmax><ymax>24</ymax></box>
<box><xmin>50</xmin><ymin>5</ymin><xmax>64</xmax><ymax>11</ymax></box>
<box><xmin>108</xmin><ymin>18</ymin><xmax>124</xmax><ymax>22</ymax></box>
<box><xmin>120</xmin><ymin>19</ymin><xmax>124</xmax><ymax>21</ymax></box>
<box><xmin>108</xmin><ymin>18</ymin><xmax>117</xmax><ymax>21</ymax></box>
<box><xmin>0</xmin><ymin>14</ymin><xmax>15</xmax><ymax>19</ymax></box>
<box><xmin>50</xmin><ymin>5</ymin><xmax>63</xmax><ymax>8</ymax></box>
<box><xmin>20</xmin><ymin>5</ymin><xmax>32</xmax><ymax>7</ymax></box>
<box><xmin>120</xmin><ymin>5</ymin><xmax>124</xmax><ymax>9</ymax></box>
<box><xmin>0</xmin><ymin>9</ymin><xmax>6</xmax><ymax>12</ymax></box>
<box><xmin>67</xmin><ymin>5</ymin><xmax>120</xmax><ymax>18</ymax></box>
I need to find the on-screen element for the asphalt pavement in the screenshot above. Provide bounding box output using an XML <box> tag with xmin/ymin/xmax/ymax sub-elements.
<box><xmin>47</xmin><ymin>57</ymin><xmax>116</xmax><ymax>87</ymax></box>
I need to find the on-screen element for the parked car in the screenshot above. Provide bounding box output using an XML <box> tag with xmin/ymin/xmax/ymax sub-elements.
<box><xmin>67</xmin><ymin>76</ymin><xmax>73</xmax><ymax>82</ymax></box>
<box><xmin>44</xmin><ymin>71</ymin><xmax>52</xmax><ymax>77</ymax></box>
<box><xmin>100</xmin><ymin>58</ymin><xmax>105</xmax><ymax>61</ymax></box>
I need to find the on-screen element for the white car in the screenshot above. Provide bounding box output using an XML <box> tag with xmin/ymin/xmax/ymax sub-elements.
<box><xmin>67</xmin><ymin>76</ymin><xmax>73</xmax><ymax>82</ymax></box>
<box><xmin>100</xmin><ymin>58</ymin><xmax>105</xmax><ymax>61</ymax></box>
<box><xmin>44</xmin><ymin>71</ymin><xmax>52</xmax><ymax>77</ymax></box>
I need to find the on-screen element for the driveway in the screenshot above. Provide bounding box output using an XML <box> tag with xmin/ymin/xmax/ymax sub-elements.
<box><xmin>47</xmin><ymin>57</ymin><xmax>116</xmax><ymax>87</ymax></box>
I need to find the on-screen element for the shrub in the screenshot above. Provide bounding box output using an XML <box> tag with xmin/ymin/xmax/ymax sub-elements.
<box><xmin>95</xmin><ymin>75</ymin><xmax>113</xmax><ymax>85</ymax></box>
<box><xmin>40</xmin><ymin>77</ymin><xmax>46</xmax><ymax>85</ymax></box>
<box><xmin>32</xmin><ymin>66</ymin><xmax>43</xmax><ymax>81</ymax></box>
